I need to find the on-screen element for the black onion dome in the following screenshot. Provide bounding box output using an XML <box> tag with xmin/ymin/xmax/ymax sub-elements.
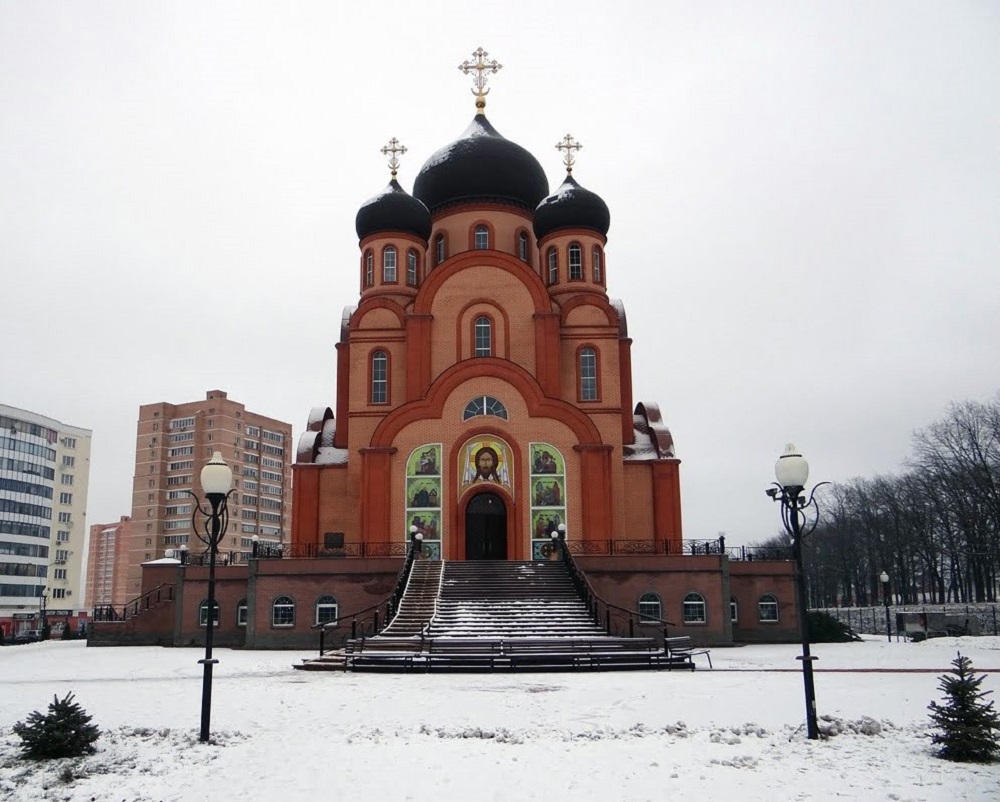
<box><xmin>532</xmin><ymin>175</ymin><xmax>611</xmax><ymax>241</ymax></box>
<box><xmin>355</xmin><ymin>179</ymin><xmax>431</xmax><ymax>242</ymax></box>
<box><xmin>413</xmin><ymin>115</ymin><xmax>550</xmax><ymax>213</ymax></box>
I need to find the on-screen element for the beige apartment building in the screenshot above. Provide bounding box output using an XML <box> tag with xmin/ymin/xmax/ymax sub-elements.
<box><xmin>126</xmin><ymin>390</ymin><xmax>293</xmax><ymax>598</ymax></box>
<box><xmin>0</xmin><ymin>404</ymin><xmax>92</xmax><ymax>637</ymax></box>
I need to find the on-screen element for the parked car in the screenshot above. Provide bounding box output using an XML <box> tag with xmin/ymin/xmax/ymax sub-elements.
<box><xmin>12</xmin><ymin>629</ymin><xmax>42</xmax><ymax>644</ymax></box>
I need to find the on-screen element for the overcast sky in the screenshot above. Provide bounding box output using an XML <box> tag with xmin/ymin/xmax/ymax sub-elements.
<box><xmin>2</xmin><ymin>2</ymin><xmax>998</xmax><ymax>546</ymax></box>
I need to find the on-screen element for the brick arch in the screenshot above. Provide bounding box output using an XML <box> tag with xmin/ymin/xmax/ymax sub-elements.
<box><xmin>559</xmin><ymin>294</ymin><xmax>619</xmax><ymax>327</ymax></box>
<box><xmin>413</xmin><ymin>250</ymin><xmax>551</xmax><ymax>316</ymax></box>
<box><xmin>349</xmin><ymin>296</ymin><xmax>407</xmax><ymax>330</ymax></box>
<box><xmin>370</xmin><ymin>358</ymin><xmax>603</xmax><ymax>448</ymax></box>
<box><xmin>453</xmin><ymin>481</ymin><xmax>521</xmax><ymax>561</ymax></box>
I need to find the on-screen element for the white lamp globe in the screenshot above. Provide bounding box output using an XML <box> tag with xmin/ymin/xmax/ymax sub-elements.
<box><xmin>201</xmin><ymin>451</ymin><xmax>233</xmax><ymax>496</ymax></box>
<box><xmin>775</xmin><ymin>444</ymin><xmax>809</xmax><ymax>489</ymax></box>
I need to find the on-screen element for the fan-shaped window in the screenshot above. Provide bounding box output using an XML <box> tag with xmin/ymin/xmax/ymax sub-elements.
<box><xmin>236</xmin><ymin>598</ymin><xmax>248</xmax><ymax>627</ymax></box>
<box><xmin>198</xmin><ymin>599</ymin><xmax>220</xmax><ymax>627</ymax></box>
<box><xmin>315</xmin><ymin>595</ymin><xmax>338</xmax><ymax>625</ymax></box>
<box><xmin>682</xmin><ymin>592</ymin><xmax>707</xmax><ymax>624</ymax></box>
<box><xmin>371</xmin><ymin>350</ymin><xmax>388</xmax><ymax>404</ymax></box>
<box><xmin>758</xmin><ymin>594</ymin><xmax>779</xmax><ymax>623</ymax></box>
<box><xmin>638</xmin><ymin>593</ymin><xmax>661</xmax><ymax>623</ymax></box>
<box><xmin>547</xmin><ymin>247</ymin><xmax>558</xmax><ymax>285</ymax></box>
<box><xmin>592</xmin><ymin>246</ymin><xmax>603</xmax><ymax>283</ymax></box>
<box><xmin>474</xmin><ymin>317</ymin><xmax>492</xmax><ymax>357</ymax></box>
<box><xmin>407</xmin><ymin>249</ymin><xmax>419</xmax><ymax>287</ymax></box>
<box><xmin>463</xmin><ymin>396</ymin><xmax>508</xmax><ymax>421</ymax></box>
<box><xmin>272</xmin><ymin>595</ymin><xmax>295</xmax><ymax>627</ymax></box>
<box><xmin>579</xmin><ymin>347</ymin><xmax>598</xmax><ymax>401</ymax></box>
<box><xmin>382</xmin><ymin>246</ymin><xmax>397</xmax><ymax>282</ymax></box>
<box><xmin>474</xmin><ymin>225</ymin><xmax>489</xmax><ymax>250</ymax></box>
<box><xmin>568</xmin><ymin>243</ymin><xmax>583</xmax><ymax>280</ymax></box>
<box><xmin>364</xmin><ymin>250</ymin><xmax>374</xmax><ymax>287</ymax></box>
<box><xmin>518</xmin><ymin>232</ymin><xmax>529</xmax><ymax>263</ymax></box>
<box><xmin>730</xmin><ymin>596</ymin><xmax>738</xmax><ymax>623</ymax></box>
<box><xmin>435</xmin><ymin>233</ymin><xmax>446</xmax><ymax>265</ymax></box>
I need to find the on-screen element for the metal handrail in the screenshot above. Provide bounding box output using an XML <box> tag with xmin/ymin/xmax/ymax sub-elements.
<box><xmin>91</xmin><ymin>583</ymin><xmax>174</xmax><ymax>622</ymax></box>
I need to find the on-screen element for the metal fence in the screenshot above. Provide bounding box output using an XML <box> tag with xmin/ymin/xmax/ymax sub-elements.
<box><xmin>815</xmin><ymin>603</ymin><xmax>1000</xmax><ymax>637</ymax></box>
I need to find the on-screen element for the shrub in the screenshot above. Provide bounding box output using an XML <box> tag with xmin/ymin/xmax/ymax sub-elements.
<box><xmin>13</xmin><ymin>692</ymin><xmax>100</xmax><ymax>760</ymax></box>
<box><xmin>928</xmin><ymin>652</ymin><xmax>1000</xmax><ymax>763</ymax></box>
<box><xmin>808</xmin><ymin>610</ymin><xmax>861</xmax><ymax>642</ymax></box>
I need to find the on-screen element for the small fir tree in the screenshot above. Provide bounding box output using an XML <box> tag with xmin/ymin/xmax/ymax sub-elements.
<box><xmin>13</xmin><ymin>692</ymin><xmax>100</xmax><ymax>760</ymax></box>
<box><xmin>928</xmin><ymin>652</ymin><xmax>1000</xmax><ymax>763</ymax></box>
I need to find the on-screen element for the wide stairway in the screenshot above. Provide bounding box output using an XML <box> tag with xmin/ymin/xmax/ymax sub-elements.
<box><xmin>297</xmin><ymin>560</ymin><xmax>688</xmax><ymax>672</ymax></box>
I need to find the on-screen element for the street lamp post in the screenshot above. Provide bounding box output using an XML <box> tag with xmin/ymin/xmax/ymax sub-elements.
<box><xmin>185</xmin><ymin>451</ymin><xmax>234</xmax><ymax>743</ymax></box>
<box><xmin>40</xmin><ymin>590</ymin><xmax>48</xmax><ymax>640</ymax></box>
<box><xmin>880</xmin><ymin>571</ymin><xmax>891</xmax><ymax>643</ymax></box>
<box><xmin>767</xmin><ymin>443</ymin><xmax>827</xmax><ymax>741</ymax></box>
<box><xmin>409</xmin><ymin>525</ymin><xmax>423</xmax><ymax>556</ymax></box>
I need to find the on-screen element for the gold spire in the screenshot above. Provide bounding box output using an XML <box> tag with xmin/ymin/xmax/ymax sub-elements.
<box><xmin>458</xmin><ymin>47</ymin><xmax>502</xmax><ymax>114</ymax></box>
<box><xmin>555</xmin><ymin>134</ymin><xmax>582</xmax><ymax>174</ymax></box>
<box><xmin>380</xmin><ymin>137</ymin><xmax>407</xmax><ymax>179</ymax></box>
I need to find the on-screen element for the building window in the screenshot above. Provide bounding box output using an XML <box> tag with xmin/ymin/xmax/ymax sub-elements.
<box><xmin>638</xmin><ymin>593</ymin><xmax>661</xmax><ymax>624</ymax></box>
<box><xmin>518</xmin><ymin>232</ymin><xmax>529</xmax><ymax>262</ymax></box>
<box><xmin>58</xmin><ymin>492</ymin><xmax>72</xmax><ymax>505</ymax></box>
<box><xmin>62</xmin><ymin>437</ymin><xmax>77</xmax><ymax>448</ymax></box>
<box><xmin>237</xmin><ymin>598</ymin><xmax>248</xmax><ymax>627</ymax></box>
<box><xmin>60</xmin><ymin>474</ymin><xmax>73</xmax><ymax>485</ymax></box>
<box><xmin>364</xmin><ymin>250</ymin><xmax>374</xmax><ymax>287</ymax></box>
<box><xmin>407</xmin><ymin>249</ymin><xmax>419</xmax><ymax>287</ymax></box>
<box><xmin>198</xmin><ymin>599</ymin><xmax>220</xmax><ymax>627</ymax></box>
<box><xmin>315</xmin><ymin>595</ymin><xmax>339</xmax><ymax>625</ymax></box>
<box><xmin>682</xmin><ymin>592</ymin><xmax>707</xmax><ymax>624</ymax></box>
<box><xmin>474</xmin><ymin>317</ymin><xmax>492</xmax><ymax>357</ymax></box>
<box><xmin>568</xmin><ymin>243</ymin><xmax>583</xmax><ymax>280</ymax></box>
<box><xmin>474</xmin><ymin>225</ymin><xmax>489</xmax><ymax>250</ymax></box>
<box><xmin>435</xmin><ymin>233</ymin><xmax>446</xmax><ymax>265</ymax></box>
<box><xmin>579</xmin><ymin>347</ymin><xmax>598</xmax><ymax>401</ymax></box>
<box><xmin>371</xmin><ymin>350</ymin><xmax>388</xmax><ymax>404</ymax></box>
<box><xmin>758</xmin><ymin>594</ymin><xmax>779</xmax><ymax>623</ymax></box>
<box><xmin>592</xmin><ymin>246</ymin><xmax>603</xmax><ymax>283</ymax></box>
<box><xmin>462</xmin><ymin>396</ymin><xmax>508</xmax><ymax>421</ymax></box>
<box><xmin>272</xmin><ymin>596</ymin><xmax>295</xmax><ymax>627</ymax></box>
<box><xmin>62</xmin><ymin>456</ymin><xmax>75</xmax><ymax>467</ymax></box>
<box><xmin>547</xmin><ymin>247</ymin><xmax>558</xmax><ymax>285</ymax></box>
<box><xmin>383</xmin><ymin>246</ymin><xmax>397</xmax><ymax>282</ymax></box>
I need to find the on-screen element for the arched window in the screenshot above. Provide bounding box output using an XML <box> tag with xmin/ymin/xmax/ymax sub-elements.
<box><xmin>364</xmin><ymin>250</ymin><xmax>374</xmax><ymax>287</ymax></box>
<box><xmin>463</xmin><ymin>396</ymin><xmax>508</xmax><ymax>421</ymax></box>
<box><xmin>272</xmin><ymin>595</ymin><xmax>295</xmax><ymax>627</ymax></box>
<box><xmin>758</xmin><ymin>594</ymin><xmax>779</xmax><ymax>623</ymax></box>
<box><xmin>547</xmin><ymin>247</ymin><xmax>558</xmax><ymax>285</ymax></box>
<box><xmin>315</xmin><ymin>595</ymin><xmax>338</xmax><ymax>625</ymax></box>
<box><xmin>592</xmin><ymin>246</ymin><xmax>603</xmax><ymax>283</ymax></box>
<box><xmin>198</xmin><ymin>599</ymin><xmax>220</xmax><ymax>627</ymax></box>
<box><xmin>371</xmin><ymin>350</ymin><xmax>388</xmax><ymax>404</ymax></box>
<box><xmin>474</xmin><ymin>225</ymin><xmax>489</xmax><ymax>250</ymax></box>
<box><xmin>383</xmin><ymin>246</ymin><xmax>397</xmax><ymax>283</ymax></box>
<box><xmin>236</xmin><ymin>598</ymin><xmax>248</xmax><ymax>627</ymax></box>
<box><xmin>568</xmin><ymin>243</ymin><xmax>583</xmax><ymax>280</ymax></box>
<box><xmin>474</xmin><ymin>317</ymin><xmax>492</xmax><ymax>357</ymax></box>
<box><xmin>579</xmin><ymin>347</ymin><xmax>598</xmax><ymax>401</ymax></box>
<box><xmin>518</xmin><ymin>232</ymin><xmax>529</xmax><ymax>263</ymax></box>
<box><xmin>435</xmin><ymin>233</ymin><xmax>446</xmax><ymax>265</ymax></box>
<box><xmin>638</xmin><ymin>592</ymin><xmax>661</xmax><ymax>623</ymax></box>
<box><xmin>406</xmin><ymin>249</ymin><xmax>419</xmax><ymax>287</ymax></box>
<box><xmin>682</xmin><ymin>592</ymin><xmax>707</xmax><ymax>624</ymax></box>
<box><xmin>730</xmin><ymin>596</ymin><xmax>739</xmax><ymax>623</ymax></box>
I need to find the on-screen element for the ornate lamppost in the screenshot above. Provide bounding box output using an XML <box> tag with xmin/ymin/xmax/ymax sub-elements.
<box><xmin>767</xmin><ymin>444</ymin><xmax>827</xmax><ymax>740</ymax></box>
<box><xmin>185</xmin><ymin>451</ymin><xmax>234</xmax><ymax>743</ymax></box>
<box><xmin>409</xmin><ymin>525</ymin><xmax>423</xmax><ymax>556</ymax></box>
<box><xmin>880</xmin><ymin>571</ymin><xmax>892</xmax><ymax>643</ymax></box>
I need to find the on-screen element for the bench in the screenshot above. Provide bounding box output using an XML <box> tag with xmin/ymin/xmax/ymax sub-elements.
<box><xmin>664</xmin><ymin>636</ymin><xmax>712</xmax><ymax>669</ymax></box>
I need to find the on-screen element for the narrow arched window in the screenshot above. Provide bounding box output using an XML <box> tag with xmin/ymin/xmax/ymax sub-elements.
<box><xmin>236</xmin><ymin>598</ymin><xmax>248</xmax><ymax>627</ymax></box>
<box><xmin>592</xmin><ymin>246</ymin><xmax>603</xmax><ymax>283</ymax></box>
<box><xmin>474</xmin><ymin>225</ymin><xmax>489</xmax><ymax>250</ymax></box>
<box><xmin>198</xmin><ymin>599</ymin><xmax>220</xmax><ymax>627</ymax></box>
<box><xmin>383</xmin><ymin>246</ymin><xmax>397</xmax><ymax>283</ymax></box>
<box><xmin>547</xmin><ymin>247</ymin><xmax>558</xmax><ymax>285</ymax></box>
<box><xmin>474</xmin><ymin>317</ymin><xmax>492</xmax><ymax>357</ymax></box>
<box><xmin>435</xmin><ymin>234</ymin><xmax>446</xmax><ymax>265</ymax></box>
<box><xmin>315</xmin><ymin>595</ymin><xmax>339</xmax><ymax>625</ymax></box>
<box><xmin>730</xmin><ymin>597</ymin><xmax>739</xmax><ymax>623</ymax></box>
<box><xmin>579</xmin><ymin>347</ymin><xmax>597</xmax><ymax>401</ymax></box>
<box><xmin>518</xmin><ymin>232</ymin><xmax>529</xmax><ymax>262</ymax></box>
<box><xmin>758</xmin><ymin>594</ymin><xmax>779</xmax><ymax>622</ymax></box>
<box><xmin>682</xmin><ymin>592</ymin><xmax>707</xmax><ymax>624</ymax></box>
<box><xmin>364</xmin><ymin>250</ymin><xmax>374</xmax><ymax>287</ymax></box>
<box><xmin>371</xmin><ymin>350</ymin><xmax>388</xmax><ymax>404</ymax></box>
<box><xmin>638</xmin><ymin>593</ymin><xmax>661</xmax><ymax>623</ymax></box>
<box><xmin>568</xmin><ymin>243</ymin><xmax>583</xmax><ymax>280</ymax></box>
<box><xmin>272</xmin><ymin>595</ymin><xmax>295</xmax><ymax>627</ymax></box>
<box><xmin>406</xmin><ymin>249</ymin><xmax>419</xmax><ymax>287</ymax></box>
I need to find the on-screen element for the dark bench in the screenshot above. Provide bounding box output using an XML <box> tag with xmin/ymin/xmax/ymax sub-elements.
<box><xmin>664</xmin><ymin>636</ymin><xmax>712</xmax><ymax>669</ymax></box>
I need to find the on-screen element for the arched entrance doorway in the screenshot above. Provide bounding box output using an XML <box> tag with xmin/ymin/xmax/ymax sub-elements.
<box><xmin>464</xmin><ymin>492</ymin><xmax>507</xmax><ymax>560</ymax></box>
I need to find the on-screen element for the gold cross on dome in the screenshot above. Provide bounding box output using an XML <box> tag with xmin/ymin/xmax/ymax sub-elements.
<box><xmin>556</xmin><ymin>134</ymin><xmax>583</xmax><ymax>174</ymax></box>
<box><xmin>458</xmin><ymin>47</ymin><xmax>502</xmax><ymax>113</ymax></box>
<box><xmin>380</xmin><ymin>137</ymin><xmax>407</xmax><ymax>178</ymax></box>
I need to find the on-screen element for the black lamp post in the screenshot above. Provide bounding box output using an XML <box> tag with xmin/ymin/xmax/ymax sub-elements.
<box><xmin>186</xmin><ymin>451</ymin><xmax>234</xmax><ymax>743</ymax></box>
<box><xmin>880</xmin><ymin>571</ymin><xmax>891</xmax><ymax>643</ymax></box>
<box><xmin>767</xmin><ymin>443</ymin><xmax>827</xmax><ymax>741</ymax></box>
<box><xmin>409</xmin><ymin>525</ymin><xmax>423</xmax><ymax>556</ymax></box>
<box><xmin>40</xmin><ymin>590</ymin><xmax>48</xmax><ymax>640</ymax></box>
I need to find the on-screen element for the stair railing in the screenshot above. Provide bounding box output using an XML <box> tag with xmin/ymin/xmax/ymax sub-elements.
<box><xmin>92</xmin><ymin>584</ymin><xmax>175</xmax><ymax>623</ymax></box>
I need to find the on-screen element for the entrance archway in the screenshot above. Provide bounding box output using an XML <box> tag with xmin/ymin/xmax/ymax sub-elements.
<box><xmin>464</xmin><ymin>492</ymin><xmax>507</xmax><ymax>560</ymax></box>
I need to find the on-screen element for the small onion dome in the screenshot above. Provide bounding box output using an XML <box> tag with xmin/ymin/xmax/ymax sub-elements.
<box><xmin>532</xmin><ymin>175</ymin><xmax>611</xmax><ymax>241</ymax></box>
<box><xmin>413</xmin><ymin>115</ymin><xmax>549</xmax><ymax>214</ymax></box>
<box><xmin>355</xmin><ymin>179</ymin><xmax>431</xmax><ymax>243</ymax></box>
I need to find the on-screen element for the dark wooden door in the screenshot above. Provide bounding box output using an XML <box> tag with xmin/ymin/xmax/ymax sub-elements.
<box><xmin>465</xmin><ymin>492</ymin><xmax>507</xmax><ymax>560</ymax></box>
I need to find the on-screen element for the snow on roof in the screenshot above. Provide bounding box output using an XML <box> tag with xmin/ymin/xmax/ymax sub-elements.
<box><xmin>623</xmin><ymin>415</ymin><xmax>663</xmax><ymax>461</ymax></box>
<box><xmin>315</xmin><ymin>446</ymin><xmax>350</xmax><ymax>465</ymax></box>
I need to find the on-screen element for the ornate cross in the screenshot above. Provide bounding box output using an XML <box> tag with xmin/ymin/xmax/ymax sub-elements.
<box><xmin>380</xmin><ymin>137</ymin><xmax>407</xmax><ymax>178</ymax></box>
<box><xmin>556</xmin><ymin>134</ymin><xmax>583</xmax><ymax>174</ymax></box>
<box><xmin>458</xmin><ymin>47</ymin><xmax>502</xmax><ymax>113</ymax></box>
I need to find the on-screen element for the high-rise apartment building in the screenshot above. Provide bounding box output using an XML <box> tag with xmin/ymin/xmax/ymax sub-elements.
<box><xmin>86</xmin><ymin>516</ymin><xmax>132</xmax><ymax>610</ymax></box>
<box><xmin>127</xmin><ymin>390</ymin><xmax>292</xmax><ymax>596</ymax></box>
<box><xmin>0</xmin><ymin>404</ymin><xmax>92</xmax><ymax>637</ymax></box>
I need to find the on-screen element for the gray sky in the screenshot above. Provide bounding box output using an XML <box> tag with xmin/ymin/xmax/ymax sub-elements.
<box><xmin>2</xmin><ymin>2</ymin><xmax>998</xmax><ymax>545</ymax></box>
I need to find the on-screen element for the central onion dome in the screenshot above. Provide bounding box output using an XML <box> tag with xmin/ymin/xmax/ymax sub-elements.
<box><xmin>355</xmin><ymin>179</ymin><xmax>431</xmax><ymax>242</ymax></box>
<box><xmin>413</xmin><ymin>115</ymin><xmax>550</xmax><ymax>214</ymax></box>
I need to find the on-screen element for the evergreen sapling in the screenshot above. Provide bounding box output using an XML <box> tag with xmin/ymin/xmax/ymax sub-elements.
<box><xmin>927</xmin><ymin>651</ymin><xmax>1000</xmax><ymax>763</ymax></box>
<box><xmin>13</xmin><ymin>692</ymin><xmax>100</xmax><ymax>760</ymax></box>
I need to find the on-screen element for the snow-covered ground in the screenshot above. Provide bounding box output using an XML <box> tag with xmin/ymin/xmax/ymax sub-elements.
<box><xmin>2</xmin><ymin>637</ymin><xmax>999</xmax><ymax>801</ymax></box>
